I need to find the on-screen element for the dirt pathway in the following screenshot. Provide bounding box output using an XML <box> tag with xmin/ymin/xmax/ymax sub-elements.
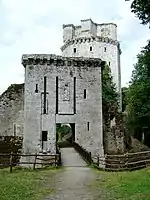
<box><xmin>44</xmin><ymin>148</ymin><xmax>101</xmax><ymax>200</ymax></box>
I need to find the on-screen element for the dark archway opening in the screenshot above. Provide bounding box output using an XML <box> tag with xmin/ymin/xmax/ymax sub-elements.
<box><xmin>56</xmin><ymin>123</ymin><xmax>75</xmax><ymax>148</ymax></box>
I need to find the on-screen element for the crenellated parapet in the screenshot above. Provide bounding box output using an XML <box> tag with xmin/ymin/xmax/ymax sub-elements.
<box><xmin>22</xmin><ymin>54</ymin><xmax>106</xmax><ymax>68</ymax></box>
<box><xmin>60</xmin><ymin>36</ymin><xmax>120</xmax><ymax>52</ymax></box>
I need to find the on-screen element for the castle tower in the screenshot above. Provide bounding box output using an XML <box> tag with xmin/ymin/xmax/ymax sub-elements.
<box><xmin>61</xmin><ymin>19</ymin><xmax>122</xmax><ymax>110</ymax></box>
<box><xmin>21</xmin><ymin>54</ymin><xmax>105</xmax><ymax>165</ymax></box>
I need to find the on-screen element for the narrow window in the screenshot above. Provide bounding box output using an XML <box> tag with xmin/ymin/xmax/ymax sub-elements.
<box><xmin>35</xmin><ymin>84</ymin><xmax>38</xmax><ymax>93</ymax></box>
<box><xmin>41</xmin><ymin>94</ymin><xmax>48</xmax><ymax>114</ymax></box>
<box><xmin>74</xmin><ymin>48</ymin><xmax>76</xmax><ymax>53</ymax></box>
<box><xmin>74</xmin><ymin>77</ymin><xmax>76</xmax><ymax>114</ymax></box>
<box><xmin>43</xmin><ymin>76</ymin><xmax>47</xmax><ymax>114</ymax></box>
<box><xmin>42</xmin><ymin>131</ymin><xmax>48</xmax><ymax>141</ymax></box>
<box><xmin>56</xmin><ymin>76</ymin><xmax>58</xmax><ymax>114</ymax></box>
<box><xmin>84</xmin><ymin>89</ymin><xmax>86</xmax><ymax>99</ymax></box>
<box><xmin>90</xmin><ymin>46</ymin><xmax>92</xmax><ymax>51</ymax></box>
<box><xmin>104</xmin><ymin>47</ymin><xmax>106</xmax><ymax>52</ymax></box>
<box><xmin>87</xmin><ymin>122</ymin><xmax>89</xmax><ymax>131</ymax></box>
<box><xmin>109</xmin><ymin>61</ymin><xmax>110</xmax><ymax>66</ymax></box>
<box><xmin>42</xmin><ymin>131</ymin><xmax>48</xmax><ymax>150</ymax></box>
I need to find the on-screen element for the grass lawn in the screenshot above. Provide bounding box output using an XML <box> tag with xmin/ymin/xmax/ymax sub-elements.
<box><xmin>93</xmin><ymin>167</ymin><xmax>150</xmax><ymax>200</ymax></box>
<box><xmin>0</xmin><ymin>167</ymin><xmax>58</xmax><ymax>200</ymax></box>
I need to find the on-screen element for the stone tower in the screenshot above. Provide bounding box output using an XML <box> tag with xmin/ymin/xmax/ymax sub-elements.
<box><xmin>22</xmin><ymin>54</ymin><xmax>105</xmax><ymax>163</ymax></box>
<box><xmin>61</xmin><ymin>19</ymin><xmax>122</xmax><ymax>109</ymax></box>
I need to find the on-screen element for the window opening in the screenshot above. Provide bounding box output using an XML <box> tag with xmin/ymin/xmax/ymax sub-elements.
<box><xmin>87</xmin><ymin>122</ymin><xmax>89</xmax><ymax>131</ymax></box>
<box><xmin>84</xmin><ymin>89</ymin><xmax>86</xmax><ymax>99</ymax></box>
<box><xmin>35</xmin><ymin>84</ymin><xmax>38</xmax><ymax>93</ymax></box>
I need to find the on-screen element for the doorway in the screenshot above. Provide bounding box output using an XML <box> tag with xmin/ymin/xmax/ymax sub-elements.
<box><xmin>56</xmin><ymin>123</ymin><xmax>75</xmax><ymax>148</ymax></box>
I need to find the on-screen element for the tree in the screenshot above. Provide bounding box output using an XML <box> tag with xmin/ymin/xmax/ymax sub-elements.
<box><xmin>56</xmin><ymin>124</ymin><xmax>71</xmax><ymax>142</ymax></box>
<box><xmin>102</xmin><ymin>64</ymin><xmax>118</xmax><ymax>121</ymax></box>
<box><xmin>126</xmin><ymin>40</ymin><xmax>150</xmax><ymax>146</ymax></box>
<box><xmin>131</xmin><ymin>0</ymin><xmax>150</xmax><ymax>25</ymax></box>
<box><xmin>122</xmin><ymin>87</ymin><xmax>128</xmax><ymax>112</ymax></box>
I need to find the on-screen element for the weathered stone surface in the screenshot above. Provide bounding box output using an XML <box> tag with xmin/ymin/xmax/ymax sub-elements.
<box><xmin>22</xmin><ymin>54</ymin><xmax>105</xmax><ymax>162</ymax></box>
<box><xmin>0</xmin><ymin>84</ymin><xmax>24</xmax><ymax>137</ymax></box>
<box><xmin>104</xmin><ymin>113</ymin><xmax>126</xmax><ymax>154</ymax></box>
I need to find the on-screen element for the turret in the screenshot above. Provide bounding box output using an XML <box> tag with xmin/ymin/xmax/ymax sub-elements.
<box><xmin>97</xmin><ymin>23</ymin><xmax>117</xmax><ymax>41</ymax></box>
<box><xmin>63</xmin><ymin>24</ymin><xmax>75</xmax><ymax>42</ymax></box>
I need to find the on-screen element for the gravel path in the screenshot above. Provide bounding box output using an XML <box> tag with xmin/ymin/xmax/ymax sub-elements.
<box><xmin>44</xmin><ymin>148</ymin><xmax>100</xmax><ymax>200</ymax></box>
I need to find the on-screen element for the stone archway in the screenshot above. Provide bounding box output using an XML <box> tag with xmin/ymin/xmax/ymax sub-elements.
<box><xmin>56</xmin><ymin>123</ymin><xmax>75</xmax><ymax>147</ymax></box>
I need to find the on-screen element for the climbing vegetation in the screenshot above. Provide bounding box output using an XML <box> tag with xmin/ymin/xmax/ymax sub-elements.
<box><xmin>125</xmin><ymin>41</ymin><xmax>150</xmax><ymax>146</ymax></box>
<box><xmin>102</xmin><ymin>64</ymin><xmax>119</xmax><ymax>121</ymax></box>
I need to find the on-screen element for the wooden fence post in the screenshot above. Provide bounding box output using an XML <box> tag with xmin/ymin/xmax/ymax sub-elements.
<box><xmin>105</xmin><ymin>154</ymin><xmax>108</xmax><ymax>169</ymax></box>
<box><xmin>89</xmin><ymin>152</ymin><xmax>92</xmax><ymax>164</ymax></box>
<box><xmin>58</xmin><ymin>152</ymin><xmax>61</xmax><ymax>166</ymax></box>
<box><xmin>125</xmin><ymin>152</ymin><xmax>128</xmax><ymax>169</ymax></box>
<box><xmin>97</xmin><ymin>156</ymin><xmax>99</xmax><ymax>167</ymax></box>
<box><xmin>33</xmin><ymin>153</ymin><xmax>37</xmax><ymax>170</ymax></box>
<box><xmin>55</xmin><ymin>155</ymin><xmax>56</xmax><ymax>167</ymax></box>
<box><xmin>10</xmin><ymin>152</ymin><xmax>13</xmax><ymax>173</ymax></box>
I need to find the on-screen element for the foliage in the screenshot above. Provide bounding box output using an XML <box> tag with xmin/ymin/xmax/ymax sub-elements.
<box><xmin>56</xmin><ymin>124</ymin><xmax>71</xmax><ymax>142</ymax></box>
<box><xmin>93</xmin><ymin>167</ymin><xmax>150</xmax><ymax>200</ymax></box>
<box><xmin>131</xmin><ymin>0</ymin><xmax>150</xmax><ymax>25</ymax></box>
<box><xmin>102</xmin><ymin>64</ymin><xmax>118</xmax><ymax>121</ymax></box>
<box><xmin>126</xmin><ymin>41</ymin><xmax>150</xmax><ymax>145</ymax></box>
<box><xmin>122</xmin><ymin>87</ymin><xmax>128</xmax><ymax>112</ymax></box>
<box><xmin>56</xmin><ymin>124</ymin><xmax>71</xmax><ymax>135</ymax></box>
<box><xmin>0</xmin><ymin>168</ymin><xmax>57</xmax><ymax>200</ymax></box>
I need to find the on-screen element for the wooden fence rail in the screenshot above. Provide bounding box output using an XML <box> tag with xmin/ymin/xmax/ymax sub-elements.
<box><xmin>72</xmin><ymin>142</ymin><xmax>150</xmax><ymax>171</ymax></box>
<box><xmin>0</xmin><ymin>153</ymin><xmax>61</xmax><ymax>172</ymax></box>
<box><xmin>92</xmin><ymin>151</ymin><xmax>150</xmax><ymax>171</ymax></box>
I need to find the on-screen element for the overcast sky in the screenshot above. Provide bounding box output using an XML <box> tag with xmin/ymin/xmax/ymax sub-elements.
<box><xmin>0</xmin><ymin>0</ymin><xmax>149</xmax><ymax>94</ymax></box>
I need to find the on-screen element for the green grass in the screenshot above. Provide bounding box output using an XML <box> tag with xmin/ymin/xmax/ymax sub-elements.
<box><xmin>0</xmin><ymin>167</ymin><xmax>59</xmax><ymax>200</ymax></box>
<box><xmin>93</xmin><ymin>167</ymin><xmax>150</xmax><ymax>200</ymax></box>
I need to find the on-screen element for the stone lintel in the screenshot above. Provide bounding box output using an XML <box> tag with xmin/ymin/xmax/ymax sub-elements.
<box><xmin>22</xmin><ymin>54</ymin><xmax>106</xmax><ymax>68</ymax></box>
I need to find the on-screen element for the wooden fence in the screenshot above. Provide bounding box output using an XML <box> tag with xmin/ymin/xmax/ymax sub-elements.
<box><xmin>92</xmin><ymin>150</ymin><xmax>150</xmax><ymax>171</ymax></box>
<box><xmin>73</xmin><ymin>141</ymin><xmax>150</xmax><ymax>171</ymax></box>
<box><xmin>73</xmin><ymin>142</ymin><xmax>93</xmax><ymax>164</ymax></box>
<box><xmin>1</xmin><ymin>147</ymin><xmax>150</xmax><ymax>172</ymax></box>
<box><xmin>0</xmin><ymin>153</ymin><xmax>61</xmax><ymax>172</ymax></box>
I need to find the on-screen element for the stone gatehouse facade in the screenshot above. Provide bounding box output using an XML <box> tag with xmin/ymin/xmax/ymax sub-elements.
<box><xmin>22</xmin><ymin>55</ymin><xmax>105</xmax><ymax>157</ymax></box>
<box><xmin>0</xmin><ymin>19</ymin><xmax>124</xmax><ymax>160</ymax></box>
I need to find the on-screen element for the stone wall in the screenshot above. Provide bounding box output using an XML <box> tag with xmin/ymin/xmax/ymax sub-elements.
<box><xmin>104</xmin><ymin>113</ymin><xmax>128</xmax><ymax>155</ymax></box>
<box><xmin>22</xmin><ymin>54</ymin><xmax>105</xmax><ymax>160</ymax></box>
<box><xmin>0</xmin><ymin>84</ymin><xmax>24</xmax><ymax>137</ymax></box>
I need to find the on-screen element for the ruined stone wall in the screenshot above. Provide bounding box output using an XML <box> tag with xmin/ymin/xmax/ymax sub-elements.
<box><xmin>0</xmin><ymin>84</ymin><xmax>24</xmax><ymax>137</ymax></box>
<box><xmin>104</xmin><ymin>113</ymin><xmax>127</xmax><ymax>155</ymax></box>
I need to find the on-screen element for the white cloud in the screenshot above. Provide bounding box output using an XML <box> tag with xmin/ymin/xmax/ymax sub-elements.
<box><xmin>0</xmin><ymin>0</ymin><xmax>149</xmax><ymax>94</ymax></box>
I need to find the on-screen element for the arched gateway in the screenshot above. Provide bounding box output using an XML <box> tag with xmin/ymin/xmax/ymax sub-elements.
<box><xmin>22</xmin><ymin>54</ymin><xmax>105</xmax><ymax>163</ymax></box>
